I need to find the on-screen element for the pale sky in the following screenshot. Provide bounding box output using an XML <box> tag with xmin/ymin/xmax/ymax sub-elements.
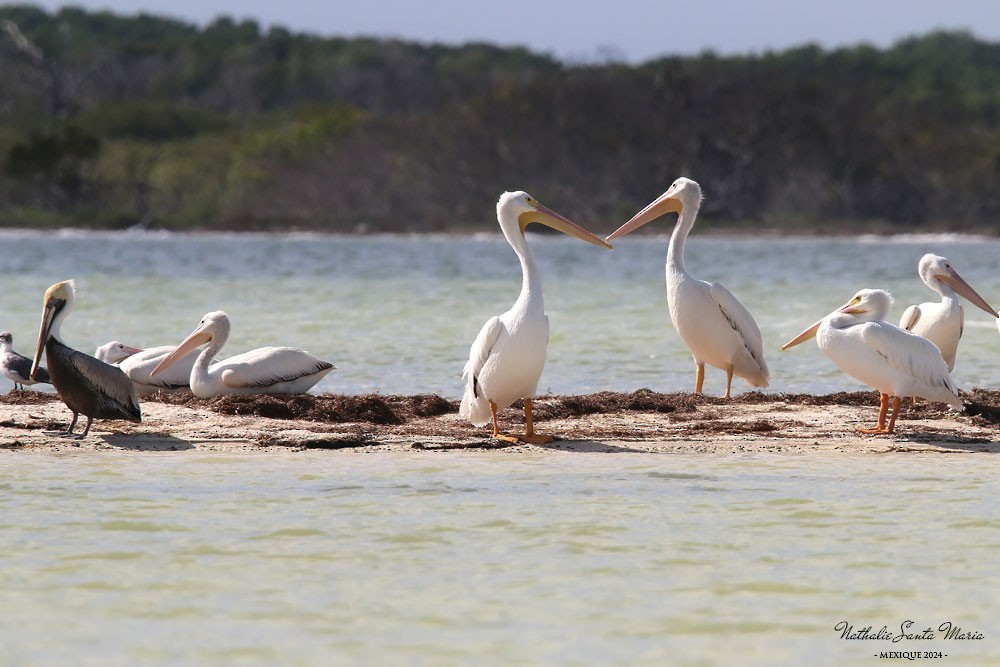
<box><xmin>31</xmin><ymin>0</ymin><xmax>1000</xmax><ymax>62</ymax></box>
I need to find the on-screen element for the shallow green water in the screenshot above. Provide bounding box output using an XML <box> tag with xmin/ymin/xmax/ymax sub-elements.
<box><xmin>1</xmin><ymin>231</ymin><xmax>999</xmax><ymax>665</ymax></box>
<box><xmin>1</xmin><ymin>452</ymin><xmax>997</xmax><ymax>666</ymax></box>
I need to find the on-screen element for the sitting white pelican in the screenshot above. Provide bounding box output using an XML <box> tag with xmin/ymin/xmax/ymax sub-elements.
<box><xmin>460</xmin><ymin>191</ymin><xmax>611</xmax><ymax>443</ymax></box>
<box><xmin>1</xmin><ymin>331</ymin><xmax>51</xmax><ymax>390</ymax></box>
<box><xmin>782</xmin><ymin>288</ymin><xmax>962</xmax><ymax>434</ymax></box>
<box><xmin>898</xmin><ymin>253</ymin><xmax>997</xmax><ymax>370</ymax></box>
<box><xmin>151</xmin><ymin>311</ymin><xmax>334</xmax><ymax>398</ymax></box>
<box><xmin>95</xmin><ymin>341</ymin><xmax>199</xmax><ymax>393</ymax></box>
<box><xmin>30</xmin><ymin>280</ymin><xmax>141</xmax><ymax>438</ymax></box>
<box><xmin>606</xmin><ymin>177</ymin><xmax>769</xmax><ymax>397</ymax></box>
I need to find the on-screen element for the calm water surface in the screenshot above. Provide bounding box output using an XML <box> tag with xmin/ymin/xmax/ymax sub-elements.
<box><xmin>1</xmin><ymin>452</ymin><xmax>998</xmax><ymax>666</ymax></box>
<box><xmin>1</xmin><ymin>229</ymin><xmax>1000</xmax><ymax>397</ymax></box>
<box><xmin>1</xmin><ymin>231</ymin><xmax>999</xmax><ymax>665</ymax></box>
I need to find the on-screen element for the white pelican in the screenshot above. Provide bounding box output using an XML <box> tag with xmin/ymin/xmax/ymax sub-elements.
<box><xmin>151</xmin><ymin>311</ymin><xmax>334</xmax><ymax>398</ymax></box>
<box><xmin>95</xmin><ymin>341</ymin><xmax>199</xmax><ymax>393</ymax></box>
<box><xmin>460</xmin><ymin>191</ymin><xmax>611</xmax><ymax>443</ymax></box>
<box><xmin>606</xmin><ymin>177</ymin><xmax>769</xmax><ymax>398</ymax></box>
<box><xmin>898</xmin><ymin>253</ymin><xmax>997</xmax><ymax>370</ymax></box>
<box><xmin>1</xmin><ymin>331</ymin><xmax>51</xmax><ymax>390</ymax></box>
<box><xmin>30</xmin><ymin>280</ymin><xmax>141</xmax><ymax>437</ymax></box>
<box><xmin>782</xmin><ymin>288</ymin><xmax>962</xmax><ymax>434</ymax></box>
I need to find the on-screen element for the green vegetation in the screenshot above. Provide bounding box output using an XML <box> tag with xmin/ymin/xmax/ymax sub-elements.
<box><xmin>2</xmin><ymin>5</ymin><xmax>1000</xmax><ymax>232</ymax></box>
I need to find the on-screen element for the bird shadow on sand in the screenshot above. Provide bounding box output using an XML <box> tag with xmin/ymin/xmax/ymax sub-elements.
<box><xmin>537</xmin><ymin>439</ymin><xmax>650</xmax><ymax>454</ymax></box>
<box><xmin>890</xmin><ymin>432</ymin><xmax>999</xmax><ymax>453</ymax></box>
<box><xmin>100</xmin><ymin>433</ymin><xmax>195</xmax><ymax>451</ymax></box>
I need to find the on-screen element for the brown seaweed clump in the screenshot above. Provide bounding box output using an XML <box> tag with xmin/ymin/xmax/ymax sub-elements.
<box><xmin>0</xmin><ymin>390</ymin><xmax>60</xmax><ymax>406</ymax></box>
<box><xmin>144</xmin><ymin>391</ymin><xmax>458</xmax><ymax>425</ymax></box>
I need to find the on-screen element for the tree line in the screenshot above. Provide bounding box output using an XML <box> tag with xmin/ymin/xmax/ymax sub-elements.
<box><xmin>2</xmin><ymin>4</ymin><xmax>1000</xmax><ymax>233</ymax></box>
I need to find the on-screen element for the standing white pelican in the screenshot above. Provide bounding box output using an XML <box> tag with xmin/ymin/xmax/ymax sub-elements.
<box><xmin>151</xmin><ymin>311</ymin><xmax>334</xmax><ymax>398</ymax></box>
<box><xmin>460</xmin><ymin>191</ymin><xmax>611</xmax><ymax>443</ymax></box>
<box><xmin>898</xmin><ymin>253</ymin><xmax>997</xmax><ymax>371</ymax></box>
<box><xmin>782</xmin><ymin>288</ymin><xmax>962</xmax><ymax>434</ymax></box>
<box><xmin>606</xmin><ymin>177</ymin><xmax>769</xmax><ymax>398</ymax></box>
<box><xmin>30</xmin><ymin>280</ymin><xmax>141</xmax><ymax>438</ymax></box>
<box><xmin>95</xmin><ymin>341</ymin><xmax>199</xmax><ymax>392</ymax></box>
<box><xmin>1</xmin><ymin>331</ymin><xmax>51</xmax><ymax>390</ymax></box>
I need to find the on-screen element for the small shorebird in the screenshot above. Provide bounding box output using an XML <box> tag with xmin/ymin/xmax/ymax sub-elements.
<box><xmin>782</xmin><ymin>288</ymin><xmax>961</xmax><ymax>434</ymax></box>
<box><xmin>151</xmin><ymin>310</ymin><xmax>334</xmax><ymax>398</ymax></box>
<box><xmin>606</xmin><ymin>177</ymin><xmax>769</xmax><ymax>398</ymax></box>
<box><xmin>459</xmin><ymin>191</ymin><xmax>611</xmax><ymax>443</ymax></box>
<box><xmin>31</xmin><ymin>280</ymin><xmax>141</xmax><ymax>438</ymax></box>
<box><xmin>898</xmin><ymin>253</ymin><xmax>997</xmax><ymax>370</ymax></box>
<box><xmin>0</xmin><ymin>331</ymin><xmax>51</xmax><ymax>390</ymax></box>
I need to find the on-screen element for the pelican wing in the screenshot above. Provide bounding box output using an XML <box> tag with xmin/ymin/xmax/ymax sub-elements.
<box><xmin>858</xmin><ymin>322</ymin><xmax>960</xmax><ymax>401</ymax></box>
<box><xmin>899</xmin><ymin>304</ymin><xmax>921</xmax><ymax>331</ymax></box>
<box><xmin>462</xmin><ymin>316</ymin><xmax>503</xmax><ymax>399</ymax></box>
<box><xmin>709</xmin><ymin>282</ymin><xmax>769</xmax><ymax>377</ymax></box>
<box><xmin>62</xmin><ymin>348</ymin><xmax>140</xmax><ymax>415</ymax></box>
<box><xmin>218</xmin><ymin>347</ymin><xmax>333</xmax><ymax>389</ymax></box>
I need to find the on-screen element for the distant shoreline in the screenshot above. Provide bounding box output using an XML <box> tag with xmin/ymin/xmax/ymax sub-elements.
<box><xmin>1</xmin><ymin>226</ymin><xmax>997</xmax><ymax>241</ymax></box>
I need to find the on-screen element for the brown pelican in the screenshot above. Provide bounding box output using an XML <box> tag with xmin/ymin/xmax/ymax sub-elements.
<box><xmin>31</xmin><ymin>280</ymin><xmax>141</xmax><ymax>438</ymax></box>
<box><xmin>151</xmin><ymin>310</ymin><xmax>334</xmax><ymax>397</ymax></box>
<box><xmin>95</xmin><ymin>341</ymin><xmax>199</xmax><ymax>392</ymax></box>
<box><xmin>459</xmin><ymin>191</ymin><xmax>612</xmax><ymax>443</ymax></box>
<box><xmin>1</xmin><ymin>331</ymin><xmax>51</xmax><ymax>390</ymax></box>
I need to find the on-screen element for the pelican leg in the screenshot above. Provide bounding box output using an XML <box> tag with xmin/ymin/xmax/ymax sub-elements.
<box><xmin>61</xmin><ymin>412</ymin><xmax>80</xmax><ymax>438</ymax></box>
<box><xmin>519</xmin><ymin>398</ymin><xmax>554</xmax><ymax>445</ymax></box>
<box><xmin>79</xmin><ymin>415</ymin><xmax>94</xmax><ymax>439</ymax></box>
<box><xmin>490</xmin><ymin>400</ymin><xmax>519</xmax><ymax>444</ymax></box>
<box><xmin>694</xmin><ymin>363</ymin><xmax>705</xmax><ymax>394</ymax></box>
<box><xmin>724</xmin><ymin>365</ymin><xmax>734</xmax><ymax>399</ymax></box>
<box><xmin>858</xmin><ymin>393</ymin><xmax>893</xmax><ymax>434</ymax></box>
<box><xmin>885</xmin><ymin>396</ymin><xmax>902</xmax><ymax>434</ymax></box>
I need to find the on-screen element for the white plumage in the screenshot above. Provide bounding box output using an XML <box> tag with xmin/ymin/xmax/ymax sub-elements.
<box><xmin>898</xmin><ymin>253</ymin><xmax>997</xmax><ymax>371</ymax></box>
<box><xmin>95</xmin><ymin>341</ymin><xmax>199</xmax><ymax>392</ymax></box>
<box><xmin>606</xmin><ymin>177</ymin><xmax>769</xmax><ymax>397</ymax></box>
<box><xmin>151</xmin><ymin>311</ymin><xmax>334</xmax><ymax>398</ymax></box>
<box><xmin>459</xmin><ymin>191</ymin><xmax>611</xmax><ymax>442</ymax></box>
<box><xmin>783</xmin><ymin>288</ymin><xmax>962</xmax><ymax>434</ymax></box>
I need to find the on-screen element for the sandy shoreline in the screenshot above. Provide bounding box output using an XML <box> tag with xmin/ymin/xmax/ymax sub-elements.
<box><xmin>1</xmin><ymin>389</ymin><xmax>998</xmax><ymax>455</ymax></box>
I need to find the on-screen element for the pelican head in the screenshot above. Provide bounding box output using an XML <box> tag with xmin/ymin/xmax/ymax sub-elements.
<box><xmin>151</xmin><ymin>311</ymin><xmax>230</xmax><ymax>377</ymax></box>
<box><xmin>497</xmin><ymin>191</ymin><xmax>611</xmax><ymax>249</ymax></box>
<box><xmin>95</xmin><ymin>341</ymin><xmax>145</xmax><ymax>365</ymax></box>
<box><xmin>782</xmin><ymin>289</ymin><xmax>894</xmax><ymax>350</ymax></box>
<box><xmin>31</xmin><ymin>279</ymin><xmax>76</xmax><ymax>379</ymax></box>
<box><xmin>918</xmin><ymin>253</ymin><xmax>997</xmax><ymax>317</ymax></box>
<box><xmin>607</xmin><ymin>177</ymin><xmax>703</xmax><ymax>241</ymax></box>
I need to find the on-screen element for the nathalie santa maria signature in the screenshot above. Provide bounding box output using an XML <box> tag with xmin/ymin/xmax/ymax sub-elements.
<box><xmin>835</xmin><ymin>620</ymin><xmax>985</xmax><ymax>642</ymax></box>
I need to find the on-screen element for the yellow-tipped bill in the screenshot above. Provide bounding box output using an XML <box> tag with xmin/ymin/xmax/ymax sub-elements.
<box><xmin>938</xmin><ymin>267</ymin><xmax>998</xmax><ymax>318</ymax></box>
<box><xmin>606</xmin><ymin>190</ymin><xmax>683</xmax><ymax>242</ymax></box>
<box><xmin>151</xmin><ymin>327</ymin><xmax>212</xmax><ymax>377</ymax></box>
<box><xmin>519</xmin><ymin>203</ymin><xmax>612</xmax><ymax>249</ymax></box>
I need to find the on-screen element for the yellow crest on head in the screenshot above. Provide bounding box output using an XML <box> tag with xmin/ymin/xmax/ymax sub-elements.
<box><xmin>44</xmin><ymin>279</ymin><xmax>76</xmax><ymax>304</ymax></box>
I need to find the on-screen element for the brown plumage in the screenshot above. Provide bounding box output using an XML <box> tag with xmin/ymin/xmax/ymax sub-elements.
<box><xmin>31</xmin><ymin>280</ymin><xmax>141</xmax><ymax>438</ymax></box>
